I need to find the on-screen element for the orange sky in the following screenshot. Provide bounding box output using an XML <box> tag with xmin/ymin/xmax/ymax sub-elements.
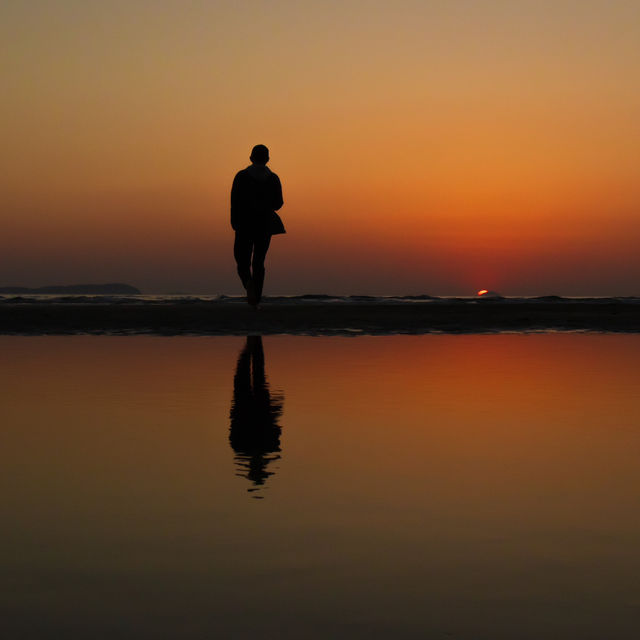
<box><xmin>2</xmin><ymin>1</ymin><xmax>639</xmax><ymax>295</ymax></box>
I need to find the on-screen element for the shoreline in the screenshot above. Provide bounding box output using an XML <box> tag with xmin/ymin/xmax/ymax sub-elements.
<box><xmin>1</xmin><ymin>299</ymin><xmax>639</xmax><ymax>335</ymax></box>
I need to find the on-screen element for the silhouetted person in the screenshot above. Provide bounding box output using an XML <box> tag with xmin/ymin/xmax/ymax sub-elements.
<box><xmin>229</xmin><ymin>335</ymin><xmax>284</xmax><ymax>497</ymax></box>
<box><xmin>231</xmin><ymin>144</ymin><xmax>285</xmax><ymax>308</ymax></box>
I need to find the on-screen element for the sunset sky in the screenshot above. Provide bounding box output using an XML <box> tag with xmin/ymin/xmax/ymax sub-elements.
<box><xmin>2</xmin><ymin>0</ymin><xmax>639</xmax><ymax>295</ymax></box>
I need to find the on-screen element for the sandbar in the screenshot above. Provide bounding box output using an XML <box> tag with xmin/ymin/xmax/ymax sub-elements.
<box><xmin>0</xmin><ymin>298</ymin><xmax>638</xmax><ymax>335</ymax></box>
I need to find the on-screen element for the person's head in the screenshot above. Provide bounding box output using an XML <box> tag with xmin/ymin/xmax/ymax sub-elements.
<box><xmin>250</xmin><ymin>144</ymin><xmax>269</xmax><ymax>165</ymax></box>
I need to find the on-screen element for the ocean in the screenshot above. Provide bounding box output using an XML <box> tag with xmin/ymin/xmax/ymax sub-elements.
<box><xmin>2</xmin><ymin>293</ymin><xmax>639</xmax><ymax>305</ymax></box>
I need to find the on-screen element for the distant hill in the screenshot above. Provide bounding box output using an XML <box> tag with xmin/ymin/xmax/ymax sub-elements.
<box><xmin>0</xmin><ymin>283</ymin><xmax>141</xmax><ymax>295</ymax></box>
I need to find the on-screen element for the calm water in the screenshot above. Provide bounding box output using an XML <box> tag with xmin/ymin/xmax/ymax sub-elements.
<box><xmin>2</xmin><ymin>334</ymin><xmax>640</xmax><ymax>639</ymax></box>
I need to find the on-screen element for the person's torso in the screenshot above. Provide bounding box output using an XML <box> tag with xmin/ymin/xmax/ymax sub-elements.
<box><xmin>237</xmin><ymin>167</ymin><xmax>278</xmax><ymax>213</ymax></box>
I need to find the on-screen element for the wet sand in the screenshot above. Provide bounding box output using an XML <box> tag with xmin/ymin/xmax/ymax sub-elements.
<box><xmin>1</xmin><ymin>299</ymin><xmax>638</xmax><ymax>334</ymax></box>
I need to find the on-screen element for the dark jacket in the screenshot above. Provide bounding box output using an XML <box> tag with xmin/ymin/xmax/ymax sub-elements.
<box><xmin>231</xmin><ymin>165</ymin><xmax>284</xmax><ymax>234</ymax></box>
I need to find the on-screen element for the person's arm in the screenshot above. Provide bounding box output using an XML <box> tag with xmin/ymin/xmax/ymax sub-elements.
<box><xmin>271</xmin><ymin>175</ymin><xmax>284</xmax><ymax>211</ymax></box>
<box><xmin>230</xmin><ymin>172</ymin><xmax>241</xmax><ymax>230</ymax></box>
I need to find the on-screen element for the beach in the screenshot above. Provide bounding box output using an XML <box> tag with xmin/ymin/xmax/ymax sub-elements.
<box><xmin>1</xmin><ymin>296</ymin><xmax>638</xmax><ymax>334</ymax></box>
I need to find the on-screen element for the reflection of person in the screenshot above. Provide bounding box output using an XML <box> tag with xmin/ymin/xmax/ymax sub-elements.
<box><xmin>231</xmin><ymin>144</ymin><xmax>285</xmax><ymax>308</ymax></box>
<box><xmin>229</xmin><ymin>335</ymin><xmax>284</xmax><ymax>497</ymax></box>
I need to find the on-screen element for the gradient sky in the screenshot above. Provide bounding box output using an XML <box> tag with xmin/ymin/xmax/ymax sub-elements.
<box><xmin>2</xmin><ymin>0</ymin><xmax>639</xmax><ymax>295</ymax></box>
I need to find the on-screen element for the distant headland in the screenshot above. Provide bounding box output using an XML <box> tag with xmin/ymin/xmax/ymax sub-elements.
<box><xmin>0</xmin><ymin>283</ymin><xmax>141</xmax><ymax>295</ymax></box>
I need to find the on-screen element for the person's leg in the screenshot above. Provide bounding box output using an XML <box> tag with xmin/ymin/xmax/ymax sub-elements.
<box><xmin>251</xmin><ymin>235</ymin><xmax>272</xmax><ymax>302</ymax></box>
<box><xmin>233</xmin><ymin>232</ymin><xmax>253</xmax><ymax>288</ymax></box>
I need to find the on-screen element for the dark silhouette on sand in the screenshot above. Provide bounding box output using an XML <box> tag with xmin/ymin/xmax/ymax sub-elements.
<box><xmin>231</xmin><ymin>144</ymin><xmax>285</xmax><ymax>308</ymax></box>
<box><xmin>229</xmin><ymin>335</ymin><xmax>284</xmax><ymax>498</ymax></box>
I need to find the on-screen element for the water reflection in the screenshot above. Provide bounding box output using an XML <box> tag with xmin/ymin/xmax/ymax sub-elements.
<box><xmin>229</xmin><ymin>335</ymin><xmax>284</xmax><ymax>498</ymax></box>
